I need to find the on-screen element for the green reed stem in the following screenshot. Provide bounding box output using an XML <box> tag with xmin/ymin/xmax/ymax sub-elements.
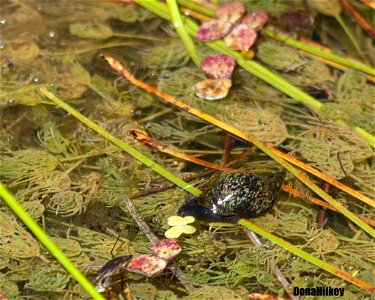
<box><xmin>38</xmin><ymin>87</ymin><xmax>201</xmax><ymax>196</ymax></box>
<box><xmin>239</xmin><ymin>219</ymin><xmax>374</xmax><ymax>292</ymax></box>
<box><xmin>0</xmin><ymin>182</ymin><xmax>105</xmax><ymax>300</ymax></box>
<box><xmin>134</xmin><ymin>0</ymin><xmax>375</xmax><ymax>147</ymax></box>
<box><xmin>177</xmin><ymin>0</ymin><xmax>215</xmax><ymax>17</ymax></box>
<box><xmin>263</xmin><ymin>28</ymin><xmax>375</xmax><ymax>76</ymax></box>
<box><xmin>166</xmin><ymin>0</ymin><xmax>200</xmax><ymax>66</ymax></box>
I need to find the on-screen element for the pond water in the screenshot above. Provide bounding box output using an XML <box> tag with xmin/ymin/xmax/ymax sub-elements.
<box><xmin>0</xmin><ymin>1</ymin><xmax>374</xmax><ymax>299</ymax></box>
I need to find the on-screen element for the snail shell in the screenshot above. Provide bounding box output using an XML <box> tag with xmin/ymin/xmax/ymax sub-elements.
<box><xmin>178</xmin><ymin>172</ymin><xmax>285</xmax><ymax>222</ymax></box>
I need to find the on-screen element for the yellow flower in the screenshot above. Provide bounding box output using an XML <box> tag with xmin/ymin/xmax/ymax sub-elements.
<box><xmin>165</xmin><ymin>216</ymin><xmax>196</xmax><ymax>239</ymax></box>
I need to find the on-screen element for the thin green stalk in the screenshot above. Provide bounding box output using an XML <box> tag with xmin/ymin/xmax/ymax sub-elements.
<box><xmin>0</xmin><ymin>182</ymin><xmax>105</xmax><ymax>300</ymax></box>
<box><xmin>263</xmin><ymin>27</ymin><xmax>375</xmax><ymax>76</ymax></box>
<box><xmin>177</xmin><ymin>0</ymin><xmax>215</xmax><ymax>17</ymax></box>
<box><xmin>134</xmin><ymin>0</ymin><xmax>375</xmax><ymax>147</ymax></box>
<box><xmin>166</xmin><ymin>0</ymin><xmax>200</xmax><ymax>66</ymax></box>
<box><xmin>38</xmin><ymin>87</ymin><xmax>201</xmax><ymax>197</ymax></box>
<box><xmin>239</xmin><ymin>219</ymin><xmax>374</xmax><ymax>292</ymax></box>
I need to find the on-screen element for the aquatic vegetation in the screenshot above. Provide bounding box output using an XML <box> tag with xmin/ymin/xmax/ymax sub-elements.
<box><xmin>0</xmin><ymin>0</ymin><xmax>374</xmax><ymax>299</ymax></box>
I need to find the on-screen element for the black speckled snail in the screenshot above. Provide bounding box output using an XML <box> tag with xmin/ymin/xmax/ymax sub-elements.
<box><xmin>178</xmin><ymin>172</ymin><xmax>286</xmax><ymax>223</ymax></box>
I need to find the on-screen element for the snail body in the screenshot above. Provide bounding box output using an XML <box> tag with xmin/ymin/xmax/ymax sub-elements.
<box><xmin>178</xmin><ymin>172</ymin><xmax>285</xmax><ymax>222</ymax></box>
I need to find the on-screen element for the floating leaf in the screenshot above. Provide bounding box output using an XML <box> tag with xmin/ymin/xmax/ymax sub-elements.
<box><xmin>167</xmin><ymin>216</ymin><xmax>195</xmax><ymax>226</ymax></box>
<box><xmin>126</xmin><ymin>255</ymin><xmax>167</xmax><ymax>277</ymax></box>
<box><xmin>224</xmin><ymin>24</ymin><xmax>257</xmax><ymax>51</ymax></box>
<box><xmin>196</xmin><ymin>20</ymin><xmax>232</xmax><ymax>42</ymax></box>
<box><xmin>69</xmin><ymin>22</ymin><xmax>113</xmax><ymax>39</ymax></box>
<box><xmin>165</xmin><ymin>216</ymin><xmax>196</xmax><ymax>238</ymax></box>
<box><xmin>194</xmin><ymin>79</ymin><xmax>232</xmax><ymax>100</ymax></box>
<box><xmin>148</xmin><ymin>239</ymin><xmax>182</xmax><ymax>260</ymax></box>
<box><xmin>216</xmin><ymin>2</ymin><xmax>245</xmax><ymax>24</ymax></box>
<box><xmin>241</xmin><ymin>10</ymin><xmax>269</xmax><ymax>31</ymax></box>
<box><xmin>200</xmin><ymin>54</ymin><xmax>236</xmax><ymax>79</ymax></box>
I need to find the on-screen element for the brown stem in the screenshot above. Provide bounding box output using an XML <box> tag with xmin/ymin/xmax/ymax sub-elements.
<box><xmin>340</xmin><ymin>0</ymin><xmax>375</xmax><ymax>40</ymax></box>
<box><xmin>242</xmin><ymin>228</ymin><xmax>297</xmax><ymax>300</ymax></box>
<box><xmin>123</xmin><ymin>197</ymin><xmax>195</xmax><ymax>292</ymax></box>
<box><xmin>221</xmin><ymin>134</ymin><xmax>233</xmax><ymax>166</ymax></box>
<box><xmin>316</xmin><ymin>182</ymin><xmax>329</xmax><ymax>228</ymax></box>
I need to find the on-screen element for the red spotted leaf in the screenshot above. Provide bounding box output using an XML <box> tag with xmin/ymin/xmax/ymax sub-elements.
<box><xmin>148</xmin><ymin>238</ymin><xmax>182</xmax><ymax>260</ymax></box>
<box><xmin>196</xmin><ymin>20</ymin><xmax>232</xmax><ymax>42</ymax></box>
<box><xmin>224</xmin><ymin>24</ymin><xmax>257</xmax><ymax>51</ymax></box>
<box><xmin>241</xmin><ymin>10</ymin><xmax>269</xmax><ymax>31</ymax></box>
<box><xmin>126</xmin><ymin>255</ymin><xmax>167</xmax><ymax>277</ymax></box>
<box><xmin>200</xmin><ymin>54</ymin><xmax>236</xmax><ymax>79</ymax></box>
<box><xmin>216</xmin><ymin>2</ymin><xmax>246</xmax><ymax>24</ymax></box>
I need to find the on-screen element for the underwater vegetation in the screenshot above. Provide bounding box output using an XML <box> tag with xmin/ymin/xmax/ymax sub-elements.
<box><xmin>0</xmin><ymin>0</ymin><xmax>374</xmax><ymax>299</ymax></box>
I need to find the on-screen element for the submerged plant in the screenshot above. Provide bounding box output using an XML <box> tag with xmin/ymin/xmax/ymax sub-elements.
<box><xmin>1</xmin><ymin>1</ymin><xmax>374</xmax><ymax>299</ymax></box>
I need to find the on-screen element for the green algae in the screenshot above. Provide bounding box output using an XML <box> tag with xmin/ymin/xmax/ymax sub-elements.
<box><xmin>0</xmin><ymin>0</ymin><xmax>374</xmax><ymax>299</ymax></box>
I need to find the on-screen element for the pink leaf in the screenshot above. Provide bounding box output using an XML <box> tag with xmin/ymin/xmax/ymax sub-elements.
<box><xmin>216</xmin><ymin>2</ymin><xmax>246</xmax><ymax>24</ymax></box>
<box><xmin>126</xmin><ymin>255</ymin><xmax>167</xmax><ymax>277</ymax></box>
<box><xmin>148</xmin><ymin>239</ymin><xmax>182</xmax><ymax>260</ymax></box>
<box><xmin>241</xmin><ymin>10</ymin><xmax>269</xmax><ymax>31</ymax></box>
<box><xmin>224</xmin><ymin>24</ymin><xmax>257</xmax><ymax>51</ymax></box>
<box><xmin>200</xmin><ymin>54</ymin><xmax>236</xmax><ymax>79</ymax></box>
<box><xmin>196</xmin><ymin>20</ymin><xmax>233</xmax><ymax>42</ymax></box>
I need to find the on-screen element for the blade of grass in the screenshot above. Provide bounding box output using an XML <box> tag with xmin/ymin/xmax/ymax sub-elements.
<box><xmin>38</xmin><ymin>87</ymin><xmax>201</xmax><ymax>197</ymax></box>
<box><xmin>166</xmin><ymin>0</ymin><xmax>200</xmax><ymax>65</ymax></box>
<box><xmin>177</xmin><ymin>0</ymin><xmax>215</xmax><ymax>17</ymax></box>
<box><xmin>238</xmin><ymin>219</ymin><xmax>375</xmax><ymax>293</ymax></box>
<box><xmin>134</xmin><ymin>0</ymin><xmax>375</xmax><ymax>147</ymax></box>
<box><xmin>0</xmin><ymin>182</ymin><xmax>106</xmax><ymax>300</ymax></box>
<box><xmin>264</xmin><ymin>27</ymin><xmax>375</xmax><ymax>76</ymax></box>
<box><xmin>103</xmin><ymin>55</ymin><xmax>375</xmax><ymax>238</ymax></box>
